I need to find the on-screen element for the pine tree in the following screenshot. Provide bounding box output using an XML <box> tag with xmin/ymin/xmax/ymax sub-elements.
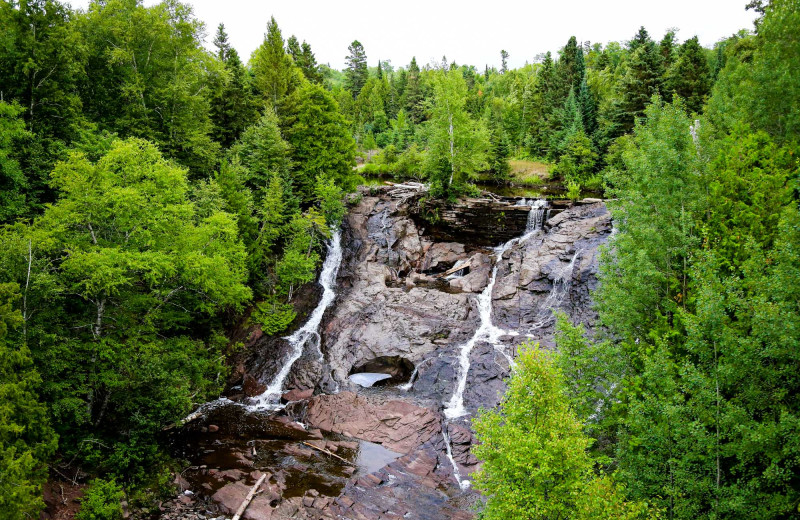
<box><xmin>666</xmin><ymin>36</ymin><xmax>711</xmax><ymax>114</ymax></box>
<box><xmin>500</xmin><ymin>50</ymin><xmax>509</xmax><ymax>73</ymax></box>
<box><xmin>282</xmin><ymin>82</ymin><xmax>357</xmax><ymax>201</ymax></box>
<box><xmin>0</xmin><ymin>283</ymin><xmax>57</xmax><ymax>520</ymax></box>
<box><xmin>251</xmin><ymin>17</ymin><xmax>299</xmax><ymax>107</ymax></box>
<box><xmin>611</xmin><ymin>28</ymin><xmax>664</xmax><ymax>135</ymax></box>
<box><xmin>488</xmin><ymin>111</ymin><xmax>510</xmax><ymax>183</ymax></box>
<box><xmin>404</xmin><ymin>57</ymin><xmax>424</xmax><ymax>124</ymax></box>
<box><xmin>344</xmin><ymin>40</ymin><xmax>368</xmax><ymax>98</ymax></box>
<box><xmin>557</xmin><ymin>36</ymin><xmax>586</xmax><ymax>96</ymax></box>
<box><xmin>287</xmin><ymin>35</ymin><xmax>322</xmax><ymax>84</ymax></box>
<box><xmin>211</xmin><ymin>24</ymin><xmax>258</xmax><ymax>148</ymax></box>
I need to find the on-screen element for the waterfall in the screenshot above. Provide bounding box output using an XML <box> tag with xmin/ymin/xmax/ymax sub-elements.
<box><xmin>443</xmin><ymin>425</ymin><xmax>471</xmax><ymax>490</ymax></box>
<box><xmin>526</xmin><ymin>199</ymin><xmax>548</xmax><ymax>233</ymax></box>
<box><xmin>398</xmin><ymin>366</ymin><xmax>418</xmax><ymax>391</ymax></box>
<box><xmin>528</xmin><ymin>251</ymin><xmax>579</xmax><ymax>332</ymax></box>
<box><xmin>249</xmin><ymin>230</ymin><xmax>343</xmax><ymax>410</ymax></box>
<box><xmin>443</xmin><ymin>199</ymin><xmax>548</xmax><ymax>420</ymax></box>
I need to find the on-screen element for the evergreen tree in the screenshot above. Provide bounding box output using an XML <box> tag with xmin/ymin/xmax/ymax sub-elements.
<box><xmin>282</xmin><ymin>82</ymin><xmax>358</xmax><ymax>202</ymax></box>
<box><xmin>210</xmin><ymin>24</ymin><xmax>258</xmax><ymax>148</ymax></box>
<box><xmin>500</xmin><ymin>50</ymin><xmax>509</xmax><ymax>73</ymax></box>
<box><xmin>404</xmin><ymin>57</ymin><xmax>424</xmax><ymax>124</ymax></box>
<box><xmin>287</xmin><ymin>35</ymin><xmax>323</xmax><ymax>84</ymax></box>
<box><xmin>251</xmin><ymin>16</ymin><xmax>299</xmax><ymax>108</ymax></box>
<box><xmin>0</xmin><ymin>283</ymin><xmax>57</xmax><ymax>520</ymax></box>
<box><xmin>231</xmin><ymin>110</ymin><xmax>291</xmax><ymax>193</ymax></box>
<box><xmin>666</xmin><ymin>36</ymin><xmax>711</xmax><ymax>114</ymax></box>
<box><xmin>344</xmin><ymin>40</ymin><xmax>368</xmax><ymax>98</ymax></box>
<box><xmin>611</xmin><ymin>28</ymin><xmax>665</xmax><ymax>135</ymax></box>
<box><xmin>488</xmin><ymin>111</ymin><xmax>510</xmax><ymax>183</ymax></box>
<box><xmin>557</xmin><ymin>36</ymin><xmax>586</xmax><ymax>96</ymax></box>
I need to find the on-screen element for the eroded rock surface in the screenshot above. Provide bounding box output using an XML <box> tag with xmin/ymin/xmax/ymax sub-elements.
<box><xmin>175</xmin><ymin>189</ymin><xmax>611</xmax><ymax>519</ymax></box>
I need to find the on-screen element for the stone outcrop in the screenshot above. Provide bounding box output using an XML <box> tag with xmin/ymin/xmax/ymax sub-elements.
<box><xmin>173</xmin><ymin>187</ymin><xmax>612</xmax><ymax>520</ymax></box>
<box><xmin>304</xmin><ymin>392</ymin><xmax>441</xmax><ymax>454</ymax></box>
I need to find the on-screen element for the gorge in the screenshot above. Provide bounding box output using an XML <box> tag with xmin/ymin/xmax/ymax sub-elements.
<box><xmin>166</xmin><ymin>184</ymin><xmax>612</xmax><ymax>519</ymax></box>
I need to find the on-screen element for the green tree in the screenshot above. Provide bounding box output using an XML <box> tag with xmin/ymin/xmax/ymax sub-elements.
<box><xmin>612</xmin><ymin>27</ymin><xmax>665</xmax><ymax>136</ymax></box>
<box><xmin>423</xmin><ymin>68</ymin><xmax>489</xmax><ymax>196</ymax></box>
<box><xmin>344</xmin><ymin>40</ymin><xmax>369</xmax><ymax>98</ymax></box>
<box><xmin>0</xmin><ymin>102</ymin><xmax>30</xmax><ymax>222</ymax></box>
<box><xmin>6</xmin><ymin>138</ymin><xmax>251</xmax><ymax>478</ymax></box>
<box><xmin>78</xmin><ymin>0</ymin><xmax>219</xmax><ymax>173</ymax></box>
<box><xmin>473</xmin><ymin>344</ymin><xmax>652</xmax><ymax>520</ymax></box>
<box><xmin>666</xmin><ymin>36</ymin><xmax>711</xmax><ymax>114</ymax></box>
<box><xmin>230</xmin><ymin>110</ymin><xmax>291</xmax><ymax>193</ymax></box>
<box><xmin>210</xmin><ymin>24</ymin><xmax>258</xmax><ymax>148</ymax></box>
<box><xmin>250</xmin><ymin>16</ymin><xmax>300</xmax><ymax>108</ymax></box>
<box><xmin>287</xmin><ymin>35</ymin><xmax>323</xmax><ymax>84</ymax></box>
<box><xmin>281</xmin><ymin>82</ymin><xmax>358</xmax><ymax>202</ymax></box>
<box><xmin>0</xmin><ymin>283</ymin><xmax>57</xmax><ymax>520</ymax></box>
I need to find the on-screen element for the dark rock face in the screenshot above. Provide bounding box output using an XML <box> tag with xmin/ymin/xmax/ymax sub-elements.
<box><xmin>174</xmin><ymin>188</ymin><xmax>611</xmax><ymax>519</ymax></box>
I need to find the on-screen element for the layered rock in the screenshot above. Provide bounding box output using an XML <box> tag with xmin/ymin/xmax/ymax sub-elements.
<box><xmin>174</xmin><ymin>188</ymin><xmax>611</xmax><ymax>519</ymax></box>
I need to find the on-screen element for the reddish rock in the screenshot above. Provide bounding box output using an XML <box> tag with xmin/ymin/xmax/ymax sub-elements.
<box><xmin>211</xmin><ymin>481</ymin><xmax>276</xmax><ymax>520</ymax></box>
<box><xmin>281</xmin><ymin>388</ymin><xmax>313</xmax><ymax>402</ymax></box>
<box><xmin>207</xmin><ymin>424</ymin><xmax>219</xmax><ymax>433</ymax></box>
<box><xmin>242</xmin><ymin>374</ymin><xmax>266</xmax><ymax>397</ymax></box>
<box><xmin>304</xmin><ymin>392</ymin><xmax>441</xmax><ymax>454</ymax></box>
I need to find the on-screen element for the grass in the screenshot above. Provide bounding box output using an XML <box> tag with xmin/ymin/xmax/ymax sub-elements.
<box><xmin>508</xmin><ymin>159</ymin><xmax>552</xmax><ymax>186</ymax></box>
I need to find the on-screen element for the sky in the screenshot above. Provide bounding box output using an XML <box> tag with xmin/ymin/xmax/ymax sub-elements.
<box><xmin>69</xmin><ymin>0</ymin><xmax>759</xmax><ymax>70</ymax></box>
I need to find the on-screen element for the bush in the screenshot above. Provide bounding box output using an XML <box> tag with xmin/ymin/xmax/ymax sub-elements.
<box><xmin>567</xmin><ymin>180</ymin><xmax>582</xmax><ymax>200</ymax></box>
<box><xmin>77</xmin><ymin>479</ymin><xmax>124</xmax><ymax>520</ymax></box>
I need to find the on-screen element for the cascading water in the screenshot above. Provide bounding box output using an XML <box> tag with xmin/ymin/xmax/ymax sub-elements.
<box><xmin>527</xmin><ymin>251</ymin><xmax>579</xmax><ymax>332</ymax></box>
<box><xmin>249</xmin><ymin>230</ymin><xmax>343</xmax><ymax>410</ymax></box>
<box><xmin>443</xmin><ymin>199</ymin><xmax>548</xmax><ymax>420</ymax></box>
<box><xmin>441</xmin><ymin>199</ymin><xmax>548</xmax><ymax>490</ymax></box>
<box><xmin>526</xmin><ymin>199</ymin><xmax>548</xmax><ymax>233</ymax></box>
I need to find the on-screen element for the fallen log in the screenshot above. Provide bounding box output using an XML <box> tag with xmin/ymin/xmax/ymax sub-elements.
<box><xmin>232</xmin><ymin>473</ymin><xmax>267</xmax><ymax>520</ymax></box>
<box><xmin>302</xmin><ymin>441</ymin><xmax>354</xmax><ymax>466</ymax></box>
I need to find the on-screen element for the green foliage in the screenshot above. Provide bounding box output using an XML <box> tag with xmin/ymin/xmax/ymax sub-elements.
<box><xmin>252</xmin><ymin>298</ymin><xmax>296</xmax><ymax>335</ymax></box>
<box><xmin>231</xmin><ymin>110</ymin><xmax>291</xmax><ymax>192</ymax></box>
<box><xmin>0</xmin><ymin>102</ymin><xmax>30</xmax><ymax>222</ymax></box>
<box><xmin>210</xmin><ymin>24</ymin><xmax>258</xmax><ymax>149</ymax></box>
<box><xmin>315</xmin><ymin>175</ymin><xmax>346</xmax><ymax>227</ymax></box>
<box><xmin>77</xmin><ymin>0</ymin><xmax>220</xmax><ymax>174</ymax></box>
<box><xmin>473</xmin><ymin>343</ymin><xmax>653</xmax><ymax>519</ymax></box>
<box><xmin>666</xmin><ymin>36</ymin><xmax>711</xmax><ymax>114</ymax></box>
<box><xmin>344</xmin><ymin>40</ymin><xmax>369</xmax><ymax>98</ymax></box>
<box><xmin>424</xmin><ymin>68</ymin><xmax>489</xmax><ymax>197</ymax></box>
<box><xmin>282</xmin><ymin>82</ymin><xmax>358</xmax><ymax>202</ymax></box>
<box><xmin>1</xmin><ymin>138</ymin><xmax>250</xmax><ymax>479</ymax></box>
<box><xmin>0</xmin><ymin>283</ymin><xmax>57</xmax><ymax>520</ymax></box>
<box><xmin>76</xmin><ymin>479</ymin><xmax>124</xmax><ymax>520</ymax></box>
<box><xmin>250</xmin><ymin>16</ymin><xmax>300</xmax><ymax>108</ymax></box>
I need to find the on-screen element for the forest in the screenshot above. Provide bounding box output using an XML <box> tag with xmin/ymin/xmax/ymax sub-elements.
<box><xmin>0</xmin><ymin>0</ymin><xmax>798</xmax><ymax>519</ymax></box>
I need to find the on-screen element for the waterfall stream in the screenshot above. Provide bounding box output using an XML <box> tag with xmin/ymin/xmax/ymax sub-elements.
<box><xmin>249</xmin><ymin>230</ymin><xmax>343</xmax><ymax>410</ymax></box>
<box><xmin>442</xmin><ymin>200</ymin><xmax>548</xmax><ymax>489</ymax></box>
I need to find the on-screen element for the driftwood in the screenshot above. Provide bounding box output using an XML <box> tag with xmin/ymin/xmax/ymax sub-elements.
<box><xmin>302</xmin><ymin>441</ymin><xmax>354</xmax><ymax>466</ymax></box>
<box><xmin>232</xmin><ymin>473</ymin><xmax>267</xmax><ymax>520</ymax></box>
<box><xmin>436</xmin><ymin>261</ymin><xmax>469</xmax><ymax>279</ymax></box>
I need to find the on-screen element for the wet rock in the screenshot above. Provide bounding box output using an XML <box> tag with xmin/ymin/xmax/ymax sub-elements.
<box><xmin>281</xmin><ymin>388</ymin><xmax>313</xmax><ymax>403</ymax></box>
<box><xmin>305</xmin><ymin>392</ymin><xmax>441</xmax><ymax>454</ymax></box>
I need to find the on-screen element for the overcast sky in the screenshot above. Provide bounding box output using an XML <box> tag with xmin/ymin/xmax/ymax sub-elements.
<box><xmin>69</xmin><ymin>0</ymin><xmax>759</xmax><ymax>70</ymax></box>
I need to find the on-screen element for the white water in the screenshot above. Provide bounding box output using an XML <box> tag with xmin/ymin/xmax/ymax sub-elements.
<box><xmin>443</xmin><ymin>426</ymin><xmax>471</xmax><ymax>490</ymax></box>
<box><xmin>528</xmin><ymin>251</ymin><xmax>579</xmax><ymax>332</ymax></box>
<box><xmin>443</xmin><ymin>200</ymin><xmax>548</xmax><ymax>420</ymax></box>
<box><xmin>349</xmin><ymin>373</ymin><xmax>392</xmax><ymax>387</ymax></box>
<box><xmin>526</xmin><ymin>199</ymin><xmax>548</xmax><ymax>233</ymax></box>
<box><xmin>249</xmin><ymin>230</ymin><xmax>343</xmax><ymax>410</ymax></box>
<box><xmin>398</xmin><ymin>366</ymin><xmax>418</xmax><ymax>391</ymax></box>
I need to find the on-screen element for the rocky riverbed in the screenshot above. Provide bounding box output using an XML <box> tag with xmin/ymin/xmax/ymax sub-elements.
<box><xmin>167</xmin><ymin>185</ymin><xmax>612</xmax><ymax>519</ymax></box>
